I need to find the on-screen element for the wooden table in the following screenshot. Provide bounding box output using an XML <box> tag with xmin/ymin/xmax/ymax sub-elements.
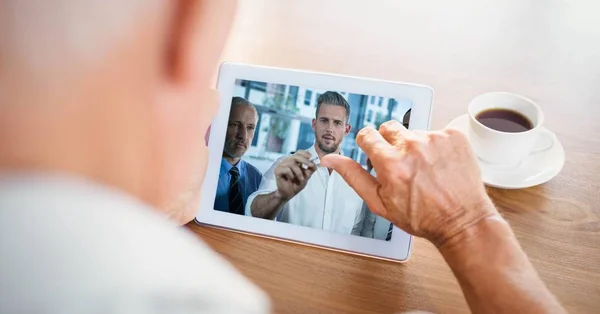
<box><xmin>187</xmin><ymin>1</ymin><xmax>600</xmax><ymax>312</ymax></box>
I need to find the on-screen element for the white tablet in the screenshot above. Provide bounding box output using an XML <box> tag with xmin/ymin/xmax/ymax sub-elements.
<box><xmin>196</xmin><ymin>63</ymin><xmax>434</xmax><ymax>262</ymax></box>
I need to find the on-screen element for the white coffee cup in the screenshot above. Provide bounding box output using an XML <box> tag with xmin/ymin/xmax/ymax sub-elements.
<box><xmin>467</xmin><ymin>92</ymin><xmax>554</xmax><ymax>167</ymax></box>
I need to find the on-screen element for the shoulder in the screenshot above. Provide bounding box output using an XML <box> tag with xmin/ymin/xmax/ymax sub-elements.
<box><xmin>244</xmin><ymin>161</ymin><xmax>264</xmax><ymax>186</ymax></box>
<box><xmin>0</xmin><ymin>178</ymin><xmax>270</xmax><ymax>313</ymax></box>
<box><xmin>244</xmin><ymin>161</ymin><xmax>262</xmax><ymax>176</ymax></box>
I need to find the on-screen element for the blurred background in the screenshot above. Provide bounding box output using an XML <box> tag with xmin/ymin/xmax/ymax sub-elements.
<box><xmin>218</xmin><ymin>0</ymin><xmax>600</xmax><ymax>136</ymax></box>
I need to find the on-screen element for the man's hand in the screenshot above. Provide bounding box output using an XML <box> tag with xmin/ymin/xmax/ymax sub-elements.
<box><xmin>321</xmin><ymin>121</ymin><xmax>497</xmax><ymax>246</ymax></box>
<box><xmin>274</xmin><ymin>151</ymin><xmax>317</xmax><ymax>201</ymax></box>
<box><xmin>323</xmin><ymin>121</ymin><xmax>566</xmax><ymax>314</ymax></box>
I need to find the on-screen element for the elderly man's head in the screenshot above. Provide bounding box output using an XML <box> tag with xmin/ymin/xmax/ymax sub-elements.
<box><xmin>0</xmin><ymin>0</ymin><xmax>238</xmax><ymax>224</ymax></box>
<box><xmin>223</xmin><ymin>97</ymin><xmax>258</xmax><ymax>162</ymax></box>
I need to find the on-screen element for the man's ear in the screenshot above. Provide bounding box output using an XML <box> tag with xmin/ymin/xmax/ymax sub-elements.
<box><xmin>345</xmin><ymin>124</ymin><xmax>352</xmax><ymax>135</ymax></box>
<box><xmin>312</xmin><ymin>118</ymin><xmax>316</xmax><ymax>131</ymax></box>
<box><xmin>204</xmin><ymin>125</ymin><xmax>211</xmax><ymax>146</ymax></box>
<box><xmin>164</xmin><ymin>0</ymin><xmax>237</xmax><ymax>85</ymax></box>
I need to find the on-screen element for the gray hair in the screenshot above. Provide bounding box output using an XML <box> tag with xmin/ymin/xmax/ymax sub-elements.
<box><xmin>231</xmin><ymin>97</ymin><xmax>258</xmax><ymax>119</ymax></box>
<box><xmin>232</xmin><ymin>96</ymin><xmax>252</xmax><ymax>107</ymax></box>
<box><xmin>315</xmin><ymin>91</ymin><xmax>350</xmax><ymax>122</ymax></box>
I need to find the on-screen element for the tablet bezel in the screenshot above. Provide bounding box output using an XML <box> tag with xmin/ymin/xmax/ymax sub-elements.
<box><xmin>196</xmin><ymin>62</ymin><xmax>434</xmax><ymax>262</ymax></box>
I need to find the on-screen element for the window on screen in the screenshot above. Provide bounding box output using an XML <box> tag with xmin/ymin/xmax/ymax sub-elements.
<box><xmin>304</xmin><ymin>90</ymin><xmax>312</xmax><ymax>106</ymax></box>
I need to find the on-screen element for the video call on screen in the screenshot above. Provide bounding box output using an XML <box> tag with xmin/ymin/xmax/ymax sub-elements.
<box><xmin>213</xmin><ymin>79</ymin><xmax>413</xmax><ymax>241</ymax></box>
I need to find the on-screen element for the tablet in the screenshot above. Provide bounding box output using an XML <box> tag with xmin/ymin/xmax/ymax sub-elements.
<box><xmin>196</xmin><ymin>63</ymin><xmax>434</xmax><ymax>262</ymax></box>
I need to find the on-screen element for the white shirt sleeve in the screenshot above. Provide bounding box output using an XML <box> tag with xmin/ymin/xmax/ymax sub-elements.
<box><xmin>244</xmin><ymin>158</ymin><xmax>282</xmax><ymax>217</ymax></box>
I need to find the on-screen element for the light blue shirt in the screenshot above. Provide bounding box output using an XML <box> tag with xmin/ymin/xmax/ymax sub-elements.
<box><xmin>214</xmin><ymin>158</ymin><xmax>262</xmax><ymax>213</ymax></box>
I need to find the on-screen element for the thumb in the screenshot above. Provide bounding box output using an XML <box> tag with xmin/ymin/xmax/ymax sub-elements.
<box><xmin>321</xmin><ymin>154</ymin><xmax>386</xmax><ymax>214</ymax></box>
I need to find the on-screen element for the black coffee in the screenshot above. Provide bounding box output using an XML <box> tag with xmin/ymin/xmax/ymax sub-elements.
<box><xmin>475</xmin><ymin>108</ymin><xmax>533</xmax><ymax>133</ymax></box>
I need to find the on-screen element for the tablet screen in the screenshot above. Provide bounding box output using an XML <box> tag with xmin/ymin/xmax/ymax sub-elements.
<box><xmin>212</xmin><ymin>79</ymin><xmax>413</xmax><ymax>241</ymax></box>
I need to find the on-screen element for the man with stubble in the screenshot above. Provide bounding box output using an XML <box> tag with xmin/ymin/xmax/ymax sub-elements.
<box><xmin>245</xmin><ymin>91</ymin><xmax>372</xmax><ymax>235</ymax></box>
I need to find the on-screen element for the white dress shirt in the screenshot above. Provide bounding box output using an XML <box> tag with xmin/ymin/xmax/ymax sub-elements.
<box><xmin>0</xmin><ymin>174</ymin><xmax>270</xmax><ymax>314</ymax></box>
<box><xmin>245</xmin><ymin>146</ymin><xmax>371</xmax><ymax>236</ymax></box>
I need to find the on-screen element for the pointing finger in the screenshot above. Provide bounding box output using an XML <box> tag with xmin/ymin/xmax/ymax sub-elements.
<box><xmin>321</xmin><ymin>154</ymin><xmax>386</xmax><ymax>214</ymax></box>
<box><xmin>356</xmin><ymin>127</ymin><xmax>392</xmax><ymax>167</ymax></box>
<box><xmin>378</xmin><ymin>120</ymin><xmax>411</xmax><ymax>145</ymax></box>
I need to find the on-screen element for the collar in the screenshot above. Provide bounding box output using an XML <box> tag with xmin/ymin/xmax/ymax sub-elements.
<box><xmin>221</xmin><ymin>157</ymin><xmax>245</xmax><ymax>173</ymax></box>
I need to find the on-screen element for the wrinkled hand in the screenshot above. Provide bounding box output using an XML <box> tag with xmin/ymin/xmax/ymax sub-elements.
<box><xmin>274</xmin><ymin>150</ymin><xmax>317</xmax><ymax>201</ymax></box>
<box><xmin>321</xmin><ymin>121</ymin><xmax>497</xmax><ymax>246</ymax></box>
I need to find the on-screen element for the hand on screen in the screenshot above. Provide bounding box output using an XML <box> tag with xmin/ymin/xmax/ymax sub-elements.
<box><xmin>320</xmin><ymin>121</ymin><xmax>497</xmax><ymax>246</ymax></box>
<box><xmin>274</xmin><ymin>151</ymin><xmax>317</xmax><ymax>201</ymax></box>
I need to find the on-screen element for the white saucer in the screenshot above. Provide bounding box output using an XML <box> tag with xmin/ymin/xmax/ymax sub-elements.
<box><xmin>446</xmin><ymin>114</ymin><xmax>565</xmax><ymax>189</ymax></box>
